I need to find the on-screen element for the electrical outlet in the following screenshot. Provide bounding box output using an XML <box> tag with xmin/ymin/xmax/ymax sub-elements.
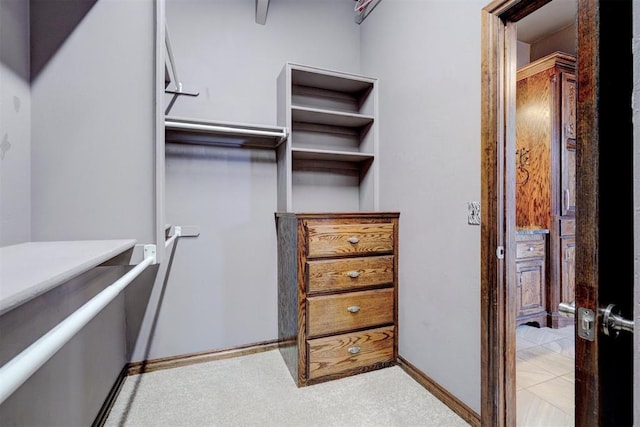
<box><xmin>468</xmin><ymin>202</ymin><xmax>480</xmax><ymax>225</ymax></box>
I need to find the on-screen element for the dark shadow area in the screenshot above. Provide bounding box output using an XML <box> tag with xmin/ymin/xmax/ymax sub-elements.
<box><xmin>29</xmin><ymin>0</ymin><xmax>99</xmax><ymax>80</ymax></box>
<box><xmin>0</xmin><ymin>0</ymin><xmax>30</xmax><ymax>81</ymax></box>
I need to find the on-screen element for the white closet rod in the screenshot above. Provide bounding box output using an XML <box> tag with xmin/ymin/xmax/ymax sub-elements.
<box><xmin>166</xmin><ymin>121</ymin><xmax>288</xmax><ymax>140</ymax></box>
<box><xmin>0</xmin><ymin>253</ymin><xmax>155</xmax><ymax>405</ymax></box>
<box><xmin>165</xmin><ymin>226</ymin><xmax>181</xmax><ymax>249</ymax></box>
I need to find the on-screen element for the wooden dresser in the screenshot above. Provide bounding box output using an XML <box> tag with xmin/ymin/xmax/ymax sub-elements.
<box><xmin>275</xmin><ymin>212</ymin><xmax>399</xmax><ymax>386</ymax></box>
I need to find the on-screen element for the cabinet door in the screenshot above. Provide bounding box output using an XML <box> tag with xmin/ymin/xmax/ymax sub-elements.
<box><xmin>560</xmin><ymin>235</ymin><xmax>576</xmax><ymax>304</ymax></box>
<box><xmin>560</xmin><ymin>72</ymin><xmax>577</xmax><ymax>216</ymax></box>
<box><xmin>515</xmin><ymin>259</ymin><xmax>546</xmax><ymax>318</ymax></box>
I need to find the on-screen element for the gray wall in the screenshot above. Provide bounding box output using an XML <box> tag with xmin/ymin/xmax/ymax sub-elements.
<box><xmin>131</xmin><ymin>0</ymin><xmax>362</xmax><ymax>361</ymax></box>
<box><xmin>135</xmin><ymin>0</ymin><xmax>484</xmax><ymax>414</ymax></box>
<box><xmin>0</xmin><ymin>0</ymin><xmax>31</xmax><ymax>246</ymax></box>
<box><xmin>30</xmin><ymin>0</ymin><xmax>156</xmax><ymax>244</ymax></box>
<box><xmin>0</xmin><ymin>0</ymin><xmax>158</xmax><ymax>424</ymax></box>
<box><xmin>0</xmin><ymin>267</ymin><xmax>129</xmax><ymax>426</ymax></box>
<box><xmin>530</xmin><ymin>23</ymin><xmax>577</xmax><ymax>62</ymax></box>
<box><xmin>360</xmin><ymin>0</ymin><xmax>483</xmax><ymax>413</ymax></box>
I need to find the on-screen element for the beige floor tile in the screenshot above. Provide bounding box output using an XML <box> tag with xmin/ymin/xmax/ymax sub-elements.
<box><xmin>527</xmin><ymin>376</ymin><xmax>574</xmax><ymax>415</ymax></box>
<box><xmin>517</xmin><ymin>389</ymin><xmax>573</xmax><ymax>427</ymax></box>
<box><xmin>515</xmin><ymin>324</ymin><xmax>575</xmax><ymax>426</ymax></box>
<box><xmin>516</xmin><ymin>358</ymin><xmax>557</xmax><ymax>390</ymax></box>
<box><xmin>542</xmin><ymin>337</ymin><xmax>575</xmax><ymax>358</ymax></box>
<box><xmin>561</xmin><ymin>371</ymin><xmax>575</xmax><ymax>382</ymax></box>
<box><xmin>516</xmin><ymin>326</ymin><xmax>567</xmax><ymax>345</ymax></box>
<box><xmin>516</xmin><ymin>336</ymin><xmax>539</xmax><ymax>351</ymax></box>
<box><xmin>553</xmin><ymin>325</ymin><xmax>575</xmax><ymax>338</ymax></box>
<box><xmin>517</xmin><ymin>346</ymin><xmax>574</xmax><ymax>377</ymax></box>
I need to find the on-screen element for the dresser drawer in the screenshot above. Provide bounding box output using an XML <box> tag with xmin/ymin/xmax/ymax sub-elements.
<box><xmin>307</xmin><ymin>326</ymin><xmax>394</xmax><ymax>380</ymax></box>
<box><xmin>516</xmin><ymin>239</ymin><xmax>545</xmax><ymax>260</ymax></box>
<box><xmin>307</xmin><ymin>255</ymin><xmax>393</xmax><ymax>293</ymax></box>
<box><xmin>305</xmin><ymin>222</ymin><xmax>394</xmax><ymax>258</ymax></box>
<box><xmin>561</xmin><ymin>218</ymin><xmax>575</xmax><ymax>236</ymax></box>
<box><xmin>306</xmin><ymin>288</ymin><xmax>394</xmax><ymax>337</ymax></box>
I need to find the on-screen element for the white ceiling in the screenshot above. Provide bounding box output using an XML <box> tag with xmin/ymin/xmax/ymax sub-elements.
<box><xmin>517</xmin><ymin>0</ymin><xmax>577</xmax><ymax>43</ymax></box>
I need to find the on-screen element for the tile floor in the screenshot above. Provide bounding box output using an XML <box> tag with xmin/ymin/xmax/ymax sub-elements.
<box><xmin>516</xmin><ymin>324</ymin><xmax>575</xmax><ymax>426</ymax></box>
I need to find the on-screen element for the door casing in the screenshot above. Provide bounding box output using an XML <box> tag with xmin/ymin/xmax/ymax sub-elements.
<box><xmin>481</xmin><ymin>0</ymin><xmax>637</xmax><ymax>425</ymax></box>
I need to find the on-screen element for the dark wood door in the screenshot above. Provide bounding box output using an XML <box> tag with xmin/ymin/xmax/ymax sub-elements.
<box><xmin>481</xmin><ymin>0</ymin><xmax>636</xmax><ymax>425</ymax></box>
<box><xmin>575</xmin><ymin>0</ymin><xmax>635</xmax><ymax>425</ymax></box>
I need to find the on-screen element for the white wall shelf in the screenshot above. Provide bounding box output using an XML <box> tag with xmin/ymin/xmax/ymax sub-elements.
<box><xmin>165</xmin><ymin>116</ymin><xmax>288</xmax><ymax>149</ymax></box>
<box><xmin>291</xmin><ymin>147</ymin><xmax>374</xmax><ymax>163</ymax></box>
<box><xmin>277</xmin><ymin>62</ymin><xmax>379</xmax><ymax>212</ymax></box>
<box><xmin>291</xmin><ymin>106</ymin><xmax>374</xmax><ymax>128</ymax></box>
<box><xmin>0</xmin><ymin>239</ymin><xmax>137</xmax><ymax>315</ymax></box>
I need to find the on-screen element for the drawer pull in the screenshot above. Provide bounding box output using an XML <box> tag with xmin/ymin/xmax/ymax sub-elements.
<box><xmin>347</xmin><ymin>236</ymin><xmax>360</xmax><ymax>244</ymax></box>
<box><xmin>347</xmin><ymin>305</ymin><xmax>360</xmax><ymax>313</ymax></box>
<box><xmin>528</xmin><ymin>246</ymin><xmax>535</xmax><ymax>252</ymax></box>
<box><xmin>347</xmin><ymin>271</ymin><xmax>360</xmax><ymax>278</ymax></box>
<box><xmin>347</xmin><ymin>346</ymin><xmax>361</xmax><ymax>354</ymax></box>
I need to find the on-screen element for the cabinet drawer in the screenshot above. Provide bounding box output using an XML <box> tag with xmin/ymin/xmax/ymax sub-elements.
<box><xmin>307</xmin><ymin>255</ymin><xmax>393</xmax><ymax>293</ymax></box>
<box><xmin>305</xmin><ymin>223</ymin><xmax>394</xmax><ymax>258</ymax></box>
<box><xmin>307</xmin><ymin>288</ymin><xmax>394</xmax><ymax>337</ymax></box>
<box><xmin>561</xmin><ymin>218</ymin><xmax>575</xmax><ymax>236</ymax></box>
<box><xmin>307</xmin><ymin>326</ymin><xmax>394</xmax><ymax>380</ymax></box>
<box><xmin>516</xmin><ymin>240</ymin><xmax>545</xmax><ymax>259</ymax></box>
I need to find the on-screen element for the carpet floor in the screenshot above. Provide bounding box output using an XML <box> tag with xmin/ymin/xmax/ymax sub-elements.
<box><xmin>105</xmin><ymin>349</ymin><xmax>470</xmax><ymax>427</ymax></box>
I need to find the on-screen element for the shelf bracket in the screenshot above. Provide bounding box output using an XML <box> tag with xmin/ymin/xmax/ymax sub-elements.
<box><xmin>256</xmin><ymin>0</ymin><xmax>269</xmax><ymax>25</ymax></box>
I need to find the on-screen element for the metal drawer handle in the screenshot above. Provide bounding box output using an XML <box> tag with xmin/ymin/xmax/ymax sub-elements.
<box><xmin>348</xmin><ymin>346</ymin><xmax>360</xmax><ymax>354</ymax></box>
<box><xmin>347</xmin><ymin>305</ymin><xmax>360</xmax><ymax>313</ymax></box>
<box><xmin>347</xmin><ymin>271</ymin><xmax>360</xmax><ymax>278</ymax></box>
<box><xmin>528</xmin><ymin>246</ymin><xmax>534</xmax><ymax>251</ymax></box>
<box><xmin>347</xmin><ymin>236</ymin><xmax>360</xmax><ymax>244</ymax></box>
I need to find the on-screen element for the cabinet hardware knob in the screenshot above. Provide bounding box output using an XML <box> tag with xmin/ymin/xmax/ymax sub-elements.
<box><xmin>528</xmin><ymin>246</ymin><xmax>534</xmax><ymax>251</ymax></box>
<box><xmin>347</xmin><ymin>305</ymin><xmax>360</xmax><ymax>313</ymax></box>
<box><xmin>348</xmin><ymin>346</ymin><xmax>360</xmax><ymax>354</ymax></box>
<box><xmin>347</xmin><ymin>271</ymin><xmax>360</xmax><ymax>278</ymax></box>
<box><xmin>347</xmin><ymin>237</ymin><xmax>360</xmax><ymax>244</ymax></box>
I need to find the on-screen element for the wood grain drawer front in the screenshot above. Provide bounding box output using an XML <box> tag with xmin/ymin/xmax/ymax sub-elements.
<box><xmin>561</xmin><ymin>218</ymin><xmax>576</xmax><ymax>236</ymax></box>
<box><xmin>307</xmin><ymin>326</ymin><xmax>394</xmax><ymax>380</ymax></box>
<box><xmin>307</xmin><ymin>255</ymin><xmax>394</xmax><ymax>293</ymax></box>
<box><xmin>305</xmin><ymin>223</ymin><xmax>394</xmax><ymax>258</ymax></box>
<box><xmin>516</xmin><ymin>240</ymin><xmax>545</xmax><ymax>260</ymax></box>
<box><xmin>306</xmin><ymin>288</ymin><xmax>394</xmax><ymax>337</ymax></box>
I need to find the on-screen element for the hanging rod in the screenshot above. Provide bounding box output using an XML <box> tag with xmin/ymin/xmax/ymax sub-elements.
<box><xmin>165</xmin><ymin>117</ymin><xmax>289</xmax><ymax>148</ymax></box>
<box><xmin>0</xmin><ymin>250</ymin><xmax>156</xmax><ymax>405</ymax></box>
<box><xmin>165</xmin><ymin>226</ymin><xmax>184</xmax><ymax>249</ymax></box>
<box><xmin>166</xmin><ymin>121</ymin><xmax>288</xmax><ymax>139</ymax></box>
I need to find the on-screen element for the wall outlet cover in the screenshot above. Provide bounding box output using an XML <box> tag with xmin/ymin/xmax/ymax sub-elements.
<box><xmin>468</xmin><ymin>201</ymin><xmax>480</xmax><ymax>225</ymax></box>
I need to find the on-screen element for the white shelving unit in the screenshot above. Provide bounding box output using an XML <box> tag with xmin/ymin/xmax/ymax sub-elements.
<box><xmin>0</xmin><ymin>240</ymin><xmax>137</xmax><ymax>315</ymax></box>
<box><xmin>276</xmin><ymin>63</ymin><xmax>378</xmax><ymax>212</ymax></box>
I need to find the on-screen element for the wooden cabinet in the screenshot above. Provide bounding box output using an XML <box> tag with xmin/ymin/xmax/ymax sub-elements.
<box><xmin>515</xmin><ymin>52</ymin><xmax>576</xmax><ymax>328</ymax></box>
<box><xmin>515</xmin><ymin>232</ymin><xmax>548</xmax><ymax>327</ymax></box>
<box><xmin>277</xmin><ymin>63</ymin><xmax>378</xmax><ymax>212</ymax></box>
<box><xmin>556</xmin><ymin>219</ymin><xmax>576</xmax><ymax>327</ymax></box>
<box><xmin>276</xmin><ymin>212</ymin><xmax>398</xmax><ymax>386</ymax></box>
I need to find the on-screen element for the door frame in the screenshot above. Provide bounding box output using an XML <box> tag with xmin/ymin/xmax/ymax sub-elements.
<box><xmin>480</xmin><ymin>1</ymin><xmax>520</xmax><ymax>425</ymax></box>
<box><xmin>481</xmin><ymin>1</ymin><xmax>638</xmax><ymax>425</ymax></box>
<box><xmin>480</xmin><ymin>1</ymin><xmax>572</xmax><ymax>425</ymax></box>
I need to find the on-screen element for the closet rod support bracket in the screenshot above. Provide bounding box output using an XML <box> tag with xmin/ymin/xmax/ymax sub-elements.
<box><xmin>144</xmin><ymin>245</ymin><xmax>157</xmax><ymax>264</ymax></box>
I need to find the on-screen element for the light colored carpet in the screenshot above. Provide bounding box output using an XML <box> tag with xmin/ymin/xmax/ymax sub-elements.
<box><xmin>105</xmin><ymin>350</ymin><xmax>470</xmax><ymax>427</ymax></box>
